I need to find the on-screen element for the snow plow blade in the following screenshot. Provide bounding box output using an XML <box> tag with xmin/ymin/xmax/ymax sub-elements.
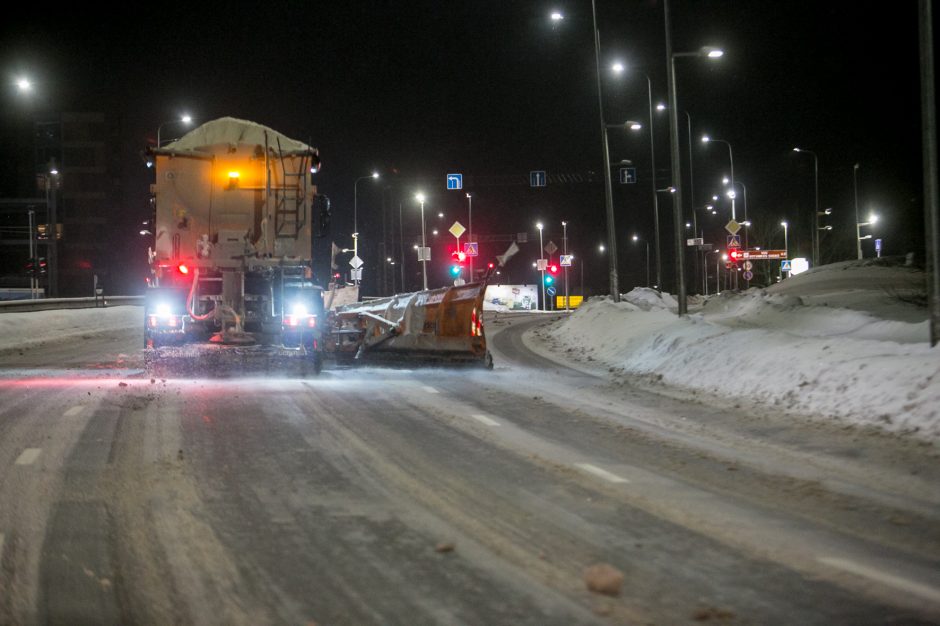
<box><xmin>325</xmin><ymin>281</ymin><xmax>491</xmax><ymax>367</ymax></box>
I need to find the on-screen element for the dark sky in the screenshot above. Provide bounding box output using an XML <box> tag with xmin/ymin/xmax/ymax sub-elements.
<box><xmin>1</xmin><ymin>1</ymin><xmax>930</xmax><ymax>294</ymax></box>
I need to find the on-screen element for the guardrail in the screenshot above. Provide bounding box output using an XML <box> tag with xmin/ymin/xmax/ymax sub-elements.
<box><xmin>0</xmin><ymin>295</ymin><xmax>144</xmax><ymax>313</ymax></box>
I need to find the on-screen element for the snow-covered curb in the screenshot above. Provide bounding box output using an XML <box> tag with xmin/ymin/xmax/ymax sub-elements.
<box><xmin>0</xmin><ymin>306</ymin><xmax>141</xmax><ymax>354</ymax></box>
<box><xmin>527</xmin><ymin>288</ymin><xmax>939</xmax><ymax>442</ymax></box>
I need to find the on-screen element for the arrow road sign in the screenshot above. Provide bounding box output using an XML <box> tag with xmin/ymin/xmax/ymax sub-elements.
<box><xmin>619</xmin><ymin>167</ymin><xmax>637</xmax><ymax>184</ymax></box>
<box><xmin>446</xmin><ymin>173</ymin><xmax>463</xmax><ymax>190</ymax></box>
<box><xmin>464</xmin><ymin>242</ymin><xmax>479</xmax><ymax>257</ymax></box>
<box><xmin>530</xmin><ymin>171</ymin><xmax>547</xmax><ymax>187</ymax></box>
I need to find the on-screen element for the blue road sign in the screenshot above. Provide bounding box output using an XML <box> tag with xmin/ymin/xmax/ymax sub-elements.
<box><xmin>619</xmin><ymin>167</ymin><xmax>637</xmax><ymax>184</ymax></box>
<box><xmin>530</xmin><ymin>170</ymin><xmax>547</xmax><ymax>187</ymax></box>
<box><xmin>546</xmin><ymin>286</ymin><xmax>557</xmax><ymax>297</ymax></box>
<box><xmin>875</xmin><ymin>238</ymin><xmax>882</xmax><ymax>252</ymax></box>
<box><xmin>781</xmin><ymin>260</ymin><xmax>792</xmax><ymax>271</ymax></box>
<box><xmin>743</xmin><ymin>270</ymin><xmax>754</xmax><ymax>281</ymax></box>
<box><xmin>446</xmin><ymin>173</ymin><xmax>463</xmax><ymax>190</ymax></box>
<box><xmin>727</xmin><ymin>234</ymin><xmax>741</xmax><ymax>248</ymax></box>
<box><xmin>464</xmin><ymin>242</ymin><xmax>479</xmax><ymax>257</ymax></box>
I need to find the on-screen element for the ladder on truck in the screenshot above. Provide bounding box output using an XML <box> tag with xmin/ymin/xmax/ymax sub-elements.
<box><xmin>273</xmin><ymin>140</ymin><xmax>309</xmax><ymax>240</ymax></box>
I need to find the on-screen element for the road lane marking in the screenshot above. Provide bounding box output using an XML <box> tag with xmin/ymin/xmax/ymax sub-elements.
<box><xmin>0</xmin><ymin>533</ymin><xmax>4</xmax><ymax>561</ymax></box>
<box><xmin>470</xmin><ymin>414</ymin><xmax>500</xmax><ymax>427</ymax></box>
<box><xmin>422</xmin><ymin>386</ymin><xmax>439</xmax><ymax>394</ymax></box>
<box><xmin>64</xmin><ymin>405</ymin><xmax>85</xmax><ymax>417</ymax></box>
<box><xmin>15</xmin><ymin>448</ymin><xmax>42</xmax><ymax>466</ymax></box>
<box><xmin>575</xmin><ymin>463</ymin><xmax>630</xmax><ymax>484</ymax></box>
<box><xmin>818</xmin><ymin>557</ymin><xmax>940</xmax><ymax>604</ymax></box>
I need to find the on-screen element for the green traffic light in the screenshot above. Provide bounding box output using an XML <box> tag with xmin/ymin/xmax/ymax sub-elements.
<box><xmin>450</xmin><ymin>265</ymin><xmax>461</xmax><ymax>276</ymax></box>
<box><xmin>544</xmin><ymin>275</ymin><xmax>554</xmax><ymax>285</ymax></box>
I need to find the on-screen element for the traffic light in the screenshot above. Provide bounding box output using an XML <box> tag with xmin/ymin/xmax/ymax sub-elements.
<box><xmin>548</xmin><ymin>263</ymin><xmax>559</xmax><ymax>275</ymax></box>
<box><xmin>25</xmin><ymin>257</ymin><xmax>36</xmax><ymax>276</ymax></box>
<box><xmin>728</xmin><ymin>248</ymin><xmax>741</xmax><ymax>263</ymax></box>
<box><xmin>544</xmin><ymin>273</ymin><xmax>554</xmax><ymax>286</ymax></box>
<box><xmin>450</xmin><ymin>249</ymin><xmax>467</xmax><ymax>278</ymax></box>
<box><xmin>37</xmin><ymin>257</ymin><xmax>47</xmax><ymax>275</ymax></box>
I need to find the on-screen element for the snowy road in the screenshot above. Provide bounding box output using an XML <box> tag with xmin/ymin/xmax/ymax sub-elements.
<box><xmin>0</xmin><ymin>311</ymin><xmax>938</xmax><ymax>624</ymax></box>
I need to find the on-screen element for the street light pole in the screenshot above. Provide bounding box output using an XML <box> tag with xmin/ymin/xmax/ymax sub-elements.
<box><xmin>466</xmin><ymin>192</ymin><xmax>473</xmax><ymax>281</ymax></box>
<box><xmin>781</xmin><ymin>220</ymin><xmax>789</xmax><ymax>280</ymax></box>
<box><xmin>591</xmin><ymin>0</ymin><xmax>620</xmax><ymax>302</ymax></box>
<box><xmin>854</xmin><ymin>163</ymin><xmax>862</xmax><ymax>259</ymax></box>
<box><xmin>793</xmin><ymin>148</ymin><xmax>819</xmax><ymax>266</ymax></box>
<box><xmin>665</xmin><ymin>0</ymin><xmax>687</xmax><ymax>314</ymax></box>
<box><xmin>562</xmin><ymin>220</ymin><xmax>570</xmax><ymax>311</ymax></box>
<box><xmin>416</xmin><ymin>193</ymin><xmax>428</xmax><ymax>290</ymax></box>
<box><xmin>537</xmin><ymin>222</ymin><xmax>546</xmax><ymax>311</ymax></box>
<box><xmin>703</xmin><ymin>137</ymin><xmax>735</xmax><ymax>221</ymax></box>
<box><xmin>353</xmin><ymin>173</ymin><xmax>379</xmax><ymax>283</ymax></box>
<box><xmin>156</xmin><ymin>115</ymin><xmax>193</xmax><ymax>147</ymax></box>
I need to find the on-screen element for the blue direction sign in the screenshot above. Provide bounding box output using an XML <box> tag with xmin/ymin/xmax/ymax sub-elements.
<box><xmin>727</xmin><ymin>234</ymin><xmax>741</xmax><ymax>248</ymax></box>
<box><xmin>446</xmin><ymin>173</ymin><xmax>463</xmax><ymax>190</ymax></box>
<box><xmin>619</xmin><ymin>167</ymin><xmax>637</xmax><ymax>184</ymax></box>
<box><xmin>546</xmin><ymin>286</ymin><xmax>557</xmax><ymax>297</ymax></box>
<box><xmin>464</xmin><ymin>242</ymin><xmax>479</xmax><ymax>257</ymax></box>
<box><xmin>781</xmin><ymin>260</ymin><xmax>792</xmax><ymax>271</ymax></box>
<box><xmin>530</xmin><ymin>170</ymin><xmax>547</xmax><ymax>187</ymax></box>
<box><xmin>875</xmin><ymin>238</ymin><xmax>882</xmax><ymax>252</ymax></box>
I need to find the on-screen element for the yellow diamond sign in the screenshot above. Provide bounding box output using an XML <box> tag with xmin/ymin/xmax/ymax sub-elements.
<box><xmin>449</xmin><ymin>221</ymin><xmax>466</xmax><ymax>238</ymax></box>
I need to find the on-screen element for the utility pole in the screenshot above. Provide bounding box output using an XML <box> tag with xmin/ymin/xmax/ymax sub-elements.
<box><xmin>562</xmin><ymin>221</ymin><xmax>569</xmax><ymax>311</ymax></box>
<box><xmin>920</xmin><ymin>0</ymin><xmax>939</xmax><ymax>346</ymax></box>
<box><xmin>664</xmin><ymin>0</ymin><xmax>688</xmax><ymax>314</ymax></box>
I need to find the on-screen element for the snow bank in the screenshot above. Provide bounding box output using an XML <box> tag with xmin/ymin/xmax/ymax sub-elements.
<box><xmin>0</xmin><ymin>307</ymin><xmax>141</xmax><ymax>353</ymax></box>
<box><xmin>539</xmin><ymin>267</ymin><xmax>939</xmax><ymax>441</ymax></box>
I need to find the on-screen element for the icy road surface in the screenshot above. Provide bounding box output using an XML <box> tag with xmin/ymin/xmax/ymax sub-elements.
<box><xmin>0</xmin><ymin>303</ymin><xmax>938</xmax><ymax>624</ymax></box>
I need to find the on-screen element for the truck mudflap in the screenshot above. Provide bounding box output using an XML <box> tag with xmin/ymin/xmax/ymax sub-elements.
<box><xmin>325</xmin><ymin>281</ymin><xmax>491</xmax><ymax>367</ymax></box>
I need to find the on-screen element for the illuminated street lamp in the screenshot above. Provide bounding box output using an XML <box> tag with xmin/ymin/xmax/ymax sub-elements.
<box><xmin>157</xmin><ymin>114</ymin><xmax>194</xmax><ymax>147</ymax></box>
<box><xmin>857</xmin><ymin>213</ymin><xmax>879</xmax><ymax>258</ymax></box>
<box><xmin>15</xmin><ymin>77</ymin><xmax>32</xmax><ymax>93</ymax></box>
<box><xmin>416</xmin><ymin>193</ymin><xmax>428</xmax><ymax>290</ymax></box>
<box><xmin>352</xmin><ymin>172</ymin><xmax>380</xmax><ymax>277</ymax></box>
<box><xmin>666</xmin><ymin>28</ymin><xmax>725</xmax><ymax>314</ymax></box>
<box><xmin>702</xmin><ymin>135</ymin><xmax>736</xmax><ymax>220</ymax></box>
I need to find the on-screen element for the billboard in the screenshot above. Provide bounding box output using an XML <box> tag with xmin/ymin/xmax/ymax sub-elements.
<box><xmin>483</xmin><ymin>284</ymin><xmax>539</xmax><ymax>312</ymax></box>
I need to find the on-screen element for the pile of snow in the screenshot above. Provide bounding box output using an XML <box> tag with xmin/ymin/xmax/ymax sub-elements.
<box><xmin>162</xmin><ymin>117</ymin><xmax>313</xmax><ymax>154</ymax></box>
<box><xmin>0</xmin><ymin>306</ymin><xmax>140</xmax><ymax>353</ymax></box>
<box><xmin>535</xmin><ymin>262</ymin><xmax>939</xmax><ymax>441</ymax></box>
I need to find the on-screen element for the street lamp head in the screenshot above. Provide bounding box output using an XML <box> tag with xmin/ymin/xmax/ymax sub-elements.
<box><xmin>869</xmin><ymin>214</ymin><xmax>878</xmax><ymax>224</ymax></box>
<box><xmin>550</xmin><ymin>10</ymin><xmax>563</xmax><ymax>21</ymax></box>
<box><xmin>722</xmin><ymin>176</ymin><xmax>730</xmax><ymax>185</ymax></box>
<box><xmin>598</xmin><ymin>244</ymin><xmax>605</xmax><ymax>252</ymax></box>
<box><xmin>701</xmin><ymin>47</ymin><xmax>724</xmax><ymax>58</ymax></box>
<box><xmin>437</xmin><ymin>211</ymin><xmax>444</xmax><ymax>218</ymax></box>
<box><xmin>415</xmin><ymin>192</ymin><xmax>425</xmax><ymax>203</ymax></box>
<box><xmin>561</xmin><ymin>220</ymin><xmax>567</xmax><ymax>226</ymax></box>
<box><xmin>712</xmin><ymin>195</ymin><xmax>719</xmax><ymax>201</ymax></box>
<box><xmin>536</xmin><ymin>222</ymin><xmax>544</xmax><ymax>230</ymax></box>
<box><xmin>15</xmin><ymin>77</ymin><xmax>32</xmax><ymax>92</ymax></box>
<box><xmin>181</xmin><ymin>115</ymin><xmax>193</xmax><ymax>124</ymax></box>
<box><xmin>781</xmin><ymin>221</ymin><xmax>788</xmax><ymax>227</ymax></box>
<box><xmin>611</xmin><ymin>62</ymin><xmax>625</xmax><ymax>74</ymax></box>
<box><xmin>371</xmin><ymin>172</ymin><xmax>380</xmax><ymax>179</ymax></box>
<box><xmin>824</xmin><ymin>207</ymin><xmax>833</xmax><ymax>215</ymax></box>
<box><xmin>685</xmin><ymin>222</ymin><xmax>691</xmax><ymax>228</ymax></box>
<box><xmin>626</xmin><ymin>121</ymin><xmax>642</xmax><ymax>131</ymax></box>
<box><xmin>632</xmin><ymin>235</ymin><xmax>639</xmax><ymax>241</ymax></box>
<box><xmin>727</xmin><ymin>190</ymin><xmax>736</xmax><ymax>199</ymax></box>
<box><xmin>705</xmin><ymin>204</ymin><xmax>714</xmax><ymax>211</ymax></box>
<box><xmin>792</xmin><ymin>147</ymin><xmax>801</xmax><ymax>153</ymax></box>
<box><xmin>656</xmin><ymin>102</ymin><xmax>666</xmax><ymax>112</ymax></box>
<box><xmin>701</xmin><ymin>135</ymin><xmax>711</xmax><ymax>143</ymax></box>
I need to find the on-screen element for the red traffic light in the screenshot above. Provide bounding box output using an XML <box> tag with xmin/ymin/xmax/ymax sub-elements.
<box><xmin>451</xmin><ymin>250</ymin><xmax>467</xmax><ymax>264</ymax></box>
<box><xmin>728</xmin><ymin>249</ymin><xmax>740</xmax><ymax>262</ymax></box>
<box><xmin>548</xmin><ymin>264</ymin><xmax>559</xmax><ymax>274</ymax></box>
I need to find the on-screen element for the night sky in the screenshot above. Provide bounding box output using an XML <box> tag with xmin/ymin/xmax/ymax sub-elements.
<box><xmin>0</xmin><ymin>1</ymin><xmax>929</xmax><ymax>295</ymax></box>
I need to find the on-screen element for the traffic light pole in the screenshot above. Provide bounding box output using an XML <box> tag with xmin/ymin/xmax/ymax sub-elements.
<box><xmin>562</xmin><ymin>221</ymin><xmax>569</xmax><ymax>312</ymax></box>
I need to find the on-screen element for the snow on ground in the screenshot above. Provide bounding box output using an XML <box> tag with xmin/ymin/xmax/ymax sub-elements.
<box><xmin>529</xmin><ymin>260</ymin><xmax>940</xmax><ymax>442</ymax></box>
<box><xmin>0</xmin><ymin>306</ymin><xmax>140</xmax><ymax>353</ymax></box>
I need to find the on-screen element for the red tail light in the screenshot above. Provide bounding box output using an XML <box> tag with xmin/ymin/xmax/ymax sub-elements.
<box><xmin>178</xmin><ymin>264</ymin><xmax>189</xmax><ymax>275</ymax></box>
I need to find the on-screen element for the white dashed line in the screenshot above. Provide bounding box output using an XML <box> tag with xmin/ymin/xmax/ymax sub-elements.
<box><xmin>64</xmin><ymin>405</ymin><xmax>85</xmax><ymax>417</ymax></box>
<box><xmin>15</xmin><ymin>448</ymin><xmax>42</xmax><ymax>466</ymax></box>
<box><xmin>818</xmin><ymin>557</ymin><xmax>940</xmax><ymax>604</ymax></box>
<box><xmin>422</xmin><ymin>386</ymin><xmax>439</xmax><ymax>394</ymax></box>
<box><xmin>470</xmin><ymin>414</ymin><xmax>501</xmax><ymax>427</ymax></box>
<box><xmin>575</xmin><ymin>463</ymin><xmax>630</xmax><ymax>484</ymax></box>
<box><xmin>0</xmin><ymin>533</ymin><xmax>5</xmax><ymax>560</ymax></box>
